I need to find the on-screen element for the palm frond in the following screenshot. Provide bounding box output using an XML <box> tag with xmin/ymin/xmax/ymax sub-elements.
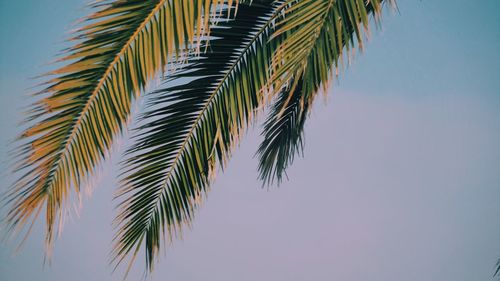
<box><xmin>4</xmin><ymin>0</ymin><xmax>238</xmax><ymax>254</ymax></box>
<box><xmin>113</xmin><ymin>0</ymin><xmax>284</xmax><ymax>272</ymax></box>
<box><xmin>257</xmin><ymin>0</ymin><xmax>392</xmax><ymax>185</ymax></box>
<box><xmin>256</xmin><ymin>76</ymin><xmax>313</xmax><ymax>185</ymax></box>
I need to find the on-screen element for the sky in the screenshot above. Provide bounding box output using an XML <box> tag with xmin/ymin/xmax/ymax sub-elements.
<box><xmin>1</xmin><ymin>0</ymin><xmax>500</xmax><ymax>281</ymax></box>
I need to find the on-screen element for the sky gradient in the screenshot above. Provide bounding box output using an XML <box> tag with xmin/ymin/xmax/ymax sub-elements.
<box><xmin>1</xmin><ymin>0</ymin><xmax>500</xmax><ymax>280</ymax></box>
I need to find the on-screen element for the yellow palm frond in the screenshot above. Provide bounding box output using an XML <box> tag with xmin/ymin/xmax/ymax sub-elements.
<box><xmin>5</xmin><ymin>0</ymin><xmax>239</xmax><ymax>255</ymax></box>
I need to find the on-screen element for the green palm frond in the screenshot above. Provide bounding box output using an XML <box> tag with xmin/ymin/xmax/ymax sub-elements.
<box><xmin>4</xmin><ymin>0</ymin><xmax>238</xmax><ymax>253</ymax></box>
<box><xmin>257</xmin><ymin>76</ymin><xmax>312</xmax><ymax>185</ymax></box>
<box><xmin>113</xmin><ymin>0</ymin><xmax>284</xmax><ymax>272</ymax></box>
<box><xmin>257</xmin><ymin>0</ymin><xmax>392</xmax><ymax>185</ymax></box>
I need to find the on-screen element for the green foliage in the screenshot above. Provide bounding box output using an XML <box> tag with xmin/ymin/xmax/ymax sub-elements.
<box><xmin>4</xmin><ymin>0</ymin><xmax>395</xmax><ymax>275</ymax></box>
<box><xmin>114</xmin><ymin>1</ymin><xmax>284</xmax><ymax>271</ymax></box>
<box><xmin>257</xmin><ymin>76</ymin><xmax>312</xmax><ymax>185</ymax></box>
<box><xmin>258</xmin><ymin>0</ymin><xmax>389</xmax><ymax>185</ymax></box>
<box><xmin>5</xmin><ymin>0</ymin><xmax>236</xmax><ymax>255</ymax></box>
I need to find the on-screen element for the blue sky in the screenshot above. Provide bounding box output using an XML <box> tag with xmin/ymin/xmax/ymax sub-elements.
<box><xmin>1</xmin><ymin>1</ymin><xmax>500</xmax><ymax>280</ymax></box>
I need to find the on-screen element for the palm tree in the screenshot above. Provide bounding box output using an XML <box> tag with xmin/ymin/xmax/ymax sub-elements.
<box><xmin>4</xmin><ymin>0</ymin><xmax>395</xmax><ymax>275</ymax></box>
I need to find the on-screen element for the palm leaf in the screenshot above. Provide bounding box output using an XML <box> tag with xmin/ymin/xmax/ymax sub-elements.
<box><xmin>257</xmin><ymin>0</ymin><xmax>392</xmax><ymax>185</ymax></box>
<box><xmin>257</xmin><ymin>76</ymin><xmax>312</xmax><ymax>185</ymax></box>
<box><xmin>4</xmin><ymin>0</ymin><xmax>239</xmax><ymax>253</ymax></box>
<box><xmin>113</xmin><ymin>0</ymin><xmax>285</xmax><ymax>272</ymax></box>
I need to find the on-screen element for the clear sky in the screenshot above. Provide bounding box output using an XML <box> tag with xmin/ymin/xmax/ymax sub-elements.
<box><xmin>1</xmin><ymin>1</ymin><xmax>500</xmax><ymax>281</ymax></box>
